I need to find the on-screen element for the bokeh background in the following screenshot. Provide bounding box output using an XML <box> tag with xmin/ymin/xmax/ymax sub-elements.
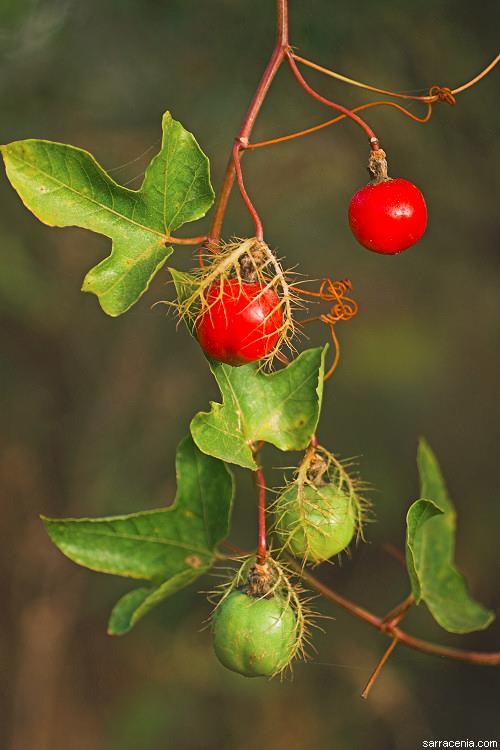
<box><xmin>1</xmin><ymin>1</ymin><xmax>499</xmax><ymax>748</ymax></box>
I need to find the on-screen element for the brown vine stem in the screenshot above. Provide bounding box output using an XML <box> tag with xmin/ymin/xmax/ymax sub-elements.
<box><xmin>291</xmin><ymin>561</ymin><xmax>500</xmax><ymax>667</ymax></box>
<box><xmin>383</xmin><ymin>542</ymin><xmax>406</xmax><ymax>567</ymax></box>
<box><xmin>232</xmin><ymin>140</ymin><xmax>264</xmax><ymax>240</ymax></box>
<box><xmin>244</xmin><ymin>52</ymin><xmax>499</xmax><ymax>152</ymax></box>
<box><xmin>247</xmin><ymin>101</ymin><xmax>432</xmax><ymax>151</ymax></box>
<box><xmin>255</xmin><ymin>463</ymin><xmax>267</xmax><ymax>565</ymax></box>
<box><xmin>361</xmin><ymin>594</ymin><xmax>415</xmax><ymax>698</ymax></box>
<box><xmin>286</xmin><ymin>51</ymin><xmax>380</xmax><ymax>149</ymax></box>
<box><xmin>291</xmin><ymin>52</ymin><xmax>500</xmax><ymax>102</ymax></box>
<box><xmin>168</xmin><ymin>234</ymin><xmax>208</xmax><ymax>245</ymax></box>
<box><xmin>219</xmin><ymin>537</ymin><xmax>500</xmax><ymax>668</ymax></box>
<box><xmin>208</xmin><ymin>0</ymin><xmax>289</xmax><ymax>243</ymax></box>
<box><xmin>361</xmin><ymin>638</ymin><xmax>399</xmax><ymax>700</ymax></box>
<box><xmin>382</xmin><ymin>593</ymin><xmax>415</xmax><ymax>625</ymax></box>
<box><xmin>252</xmin><ymin>442</ymin><xmax>268</xmax><ymax>565</ymax></box>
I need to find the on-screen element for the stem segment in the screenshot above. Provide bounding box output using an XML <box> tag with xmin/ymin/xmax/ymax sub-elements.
<box><xmin>286</xmin><ymin>52</ymin><xmax>380</xmax><ymax>149</ymax></box>
<box><xmin>361</xmin><ymin>638</ymin><xmax>399</xmax><ymax>700</ymax></box>
<box><xmin>255</xmin><ymin>463</ymin><xmax>267</xmax><ymax>565</ymax></box>
<box><xmin>382</xmin><ymin>594</ymin><xmax>414</xmax><ymax>626</ymax></box>
<box><xmin>209</xmin><ymin>0</ymin><xmax>289</xmax><ymax>242</ymax></box>
<box><xmin>168</xmin><ymin>234</ymin><xmax>207</xmax><ymax>245</ymax></box>
<box><xmin>291</xmin><ymin>51</ymin><xmax>500</xmax><ymax>101</ymax></box>
<box><xmin>361</xmin><ymin>594</ymin><xmax>415</xmax><ymax>699</ymax></box>
<box><xmin>293</xmin><ymin>562</ymin><xmax>500</xmax><ymax>667</ymax></box>
<box><xmin>233</xmin><ymin>141</ymin><xmax>264</xmax><ymax>240</ymax></box>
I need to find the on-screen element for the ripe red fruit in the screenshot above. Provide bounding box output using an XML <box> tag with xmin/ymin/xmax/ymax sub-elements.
<box><xmin>348</xmin><ymin>177</ymin><xmax>427</xmax><ymax>254</ymax></box>
<box><xmin>196</xmin><ymin>278</ymin><xmax>283</xmax><ymax>366</ymax></box>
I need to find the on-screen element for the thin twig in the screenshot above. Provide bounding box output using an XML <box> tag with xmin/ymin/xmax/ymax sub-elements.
<box><xmin>361</xmin><ymin>594</ymin><xmax>415</xmax><ymax>698</ymax></box>
<box><xmin>246</xmin><ymin>101</ymin><xmax>432</xmax><ymax>150</ymax></box>
<box><xmin>254</xmin><ymin>458</ymin><xmax>267</xmax><ymax>565</ymax></box>
<box><xmin>218</xmin><ymin>544</ymin><xmax>499</xmax><ymax>666</ymax></box>
<box><xmin>382</xmin><ymin>594</ymin><xmax>414</xmax><ymax>626</ymax></box>
<box><xmin>361</xmin><ymin>638</ymin><xmax>399</xmax><ymax>699</ymax></box>
<box><xmin>208</xmin><ymin>0</ymin><xmax>289</xmax><ymax>245</ymax></box>
<box><xmin>292</xmin><ymin>562</ymin><xmax>500</xmax><ymax>666</ymax></box>
<box><xmin>168</xmin><ymin>234</ymin><xmax>208</xmax><ymax>245</ymax></box>
<box><xmin>286</xmin><ymin>51</ymin><xmax>380</xmax><ymax>149</ymax></box>
<box><xmin>222</xmin><ymin>540</ymin><xmax>248</xmax><ymax>557</ymax></box>
<box><xmin>291</xmin><ymin>52</ymin><xmax>500</xmax><ymax>102</ymax></box>
<box><xmin>232</xmin><ymin>141</ymin><xmax>264</xmax><ymax>240</ymax></box>
<box><xmin>382</xmin><ymin>543</ymin><xmax>406</xmax><ymax>567</ymax></box>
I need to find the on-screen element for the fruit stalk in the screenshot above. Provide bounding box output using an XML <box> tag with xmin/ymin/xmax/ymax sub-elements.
<box><xmin>255</xmin><ymin>461</ymin><xmax>267</xmax><ymax>565</ymax></box>
<box><xmin>285</xmin><ymin>51</ymin><xmax>380</xmax><ymax>149</ymax></box>
<box><xmin>233</xmin><ymin>141</ymin><xmax>264</xmax><ymax>240</ymax></box>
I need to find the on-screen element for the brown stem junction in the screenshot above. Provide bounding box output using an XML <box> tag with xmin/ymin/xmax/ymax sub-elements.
<box><xmin>293</xmin><ymin>562</ymin><xmax>500</xmax><ymax>667</ymax></box>
<box><xmin>208</xmin><ymin>0</ymin><xmax>379</xmax><ymax>243</ymax></box>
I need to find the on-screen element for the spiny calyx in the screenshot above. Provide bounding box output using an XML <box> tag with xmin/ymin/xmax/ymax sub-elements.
<box><xmin>273</xmin><ymin>444</ymin><xmax>367</xmax><ymax>563</ymax></box>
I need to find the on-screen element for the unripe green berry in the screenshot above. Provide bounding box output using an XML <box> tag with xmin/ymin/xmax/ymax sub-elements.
<box><xmin>212</xmin><ymin>590</ymin><xmax>296</xmax><ymax>677</ymax></box>
<box><xmin>275</xmin><ymin>482</ymin><xmax>356</xmax><ymax>562</ymax></box>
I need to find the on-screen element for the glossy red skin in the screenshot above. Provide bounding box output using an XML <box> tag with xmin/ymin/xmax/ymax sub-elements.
<box><xmin>196</xmin><ymin>279</ymin><xmax>283</xmax><ymax>366</ymax></box>
<box><xmin>348</xmin><ymin>177</ymin><xmax>427</xmax><ymax>254</ymax></box>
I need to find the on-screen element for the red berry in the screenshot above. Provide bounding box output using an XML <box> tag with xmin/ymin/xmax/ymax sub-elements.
<box><xmin>348</xmin><ymin>177</ymin><xmax>427</xmax><ymax>254</ymax></box>
<box><xmin>196</xmin><ymin>279</ymin><xmax>283</xmax><ymax>366</ymax></box>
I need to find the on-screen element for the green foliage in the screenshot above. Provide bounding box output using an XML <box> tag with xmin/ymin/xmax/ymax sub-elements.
<box><xmin>405</xmin><ymin>498</ymin><xmax>442</xmax><ymax>600</ymax></box>
<box><xmin>405</xmin><ymin>439</ymin><xmax>494</xmax><ymax>633</ymax></box>
<box><xmin>191</xmin><ymin>347</ymin><xmax>327</xmax><ymax>469</ymax></box>
<box><xmin>43</xmin><ymin>436</ymin><xmax>233</xmax><ymax>633</ymax></box>
<box><xmin>1</xmin><ymin>112</ymin><xmax>214</xmax><ymax>316</ymax></box>
<box><xmin>1</xmin><ymin>23</ymin><xmax>495</xmax><ymax>676</ymax></box>
<box><xmin>108</xmin><ymin>571</ymin><xmax>202</xmax><ymax>636</ymax></box>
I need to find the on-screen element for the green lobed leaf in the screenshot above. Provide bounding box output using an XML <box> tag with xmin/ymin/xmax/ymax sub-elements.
<box><xmin>1</xmin><ymin>112</ymin><xmax>214</xmax><ymax>316</ymax></box>
<box><xmin>190</xmin><ymin>347</ymin><xmax>327</xmax><ymax>469</ymax></box>
<box><xmin>108</xmin><ymin>569</ymin><xmax>202</xmax><ymax>636</ymax></box>
<box><xmin>405</xmin><ymin>439</ymin><xmax>494</xmax><ymax>633</ymax></box>
<box><xmin>43</xmin><ymin>435</ymin><xmax>233</xmax><ymax>633</ymax></box>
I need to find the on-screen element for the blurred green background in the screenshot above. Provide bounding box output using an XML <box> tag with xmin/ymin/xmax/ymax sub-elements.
<box><xmin>1</xmin><ymin>1</ymin><xmax>499</xmax><ymax>748</ymax></box>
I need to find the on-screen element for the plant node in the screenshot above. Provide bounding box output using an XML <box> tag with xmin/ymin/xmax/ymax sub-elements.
<box><xmin>368</xmin><ymin>148</ymin><xmax>389</xmax><ymax>183</ymax></box>
<box><xmin>246</xmin><ymin>560</ymin><xmax>275</xmax><ymax>596</ymax></box>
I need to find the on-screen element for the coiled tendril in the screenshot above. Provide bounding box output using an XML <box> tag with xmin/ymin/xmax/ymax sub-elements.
<box><xmin>292</xmin><ymin>278</ymin><xmax>359</xmax><ymax>381</ymax></box>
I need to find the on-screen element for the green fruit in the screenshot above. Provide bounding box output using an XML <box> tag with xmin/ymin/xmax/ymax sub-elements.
<box><xmin>212</xmin><ymin>590</ymin><xmax>296</xmax><ymax>677</ymax></box>
<box><xmin>275</xmin><ymin>482</ymin><xmax>356</xmax><ymax>562</ymax></box>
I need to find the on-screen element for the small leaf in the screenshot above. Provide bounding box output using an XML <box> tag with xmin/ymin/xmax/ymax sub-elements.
<box><xmin>108</xmin><ymin>569</ymin><xmax>202</xmax><ymax>635</ymax></box>
<box><xmin>405</xmin><ymin>498</ymin><xmax>443</xmax><ymax>603</ymax></box>
<box><xmin>191</xmin><ymin>347</ymin><xmax>326</xmax><ymax>469</ymax></box>
<box><xmin>417</xmin><ymin>437</ymin><xmax>453</xmax><ymax>514</ymax></box>
<box><xmin>43</xmin><ymin>435</ymin><xmax>233</xmax><ymax>632</ymax></box>
<box><xmin>1</xmin><ymin>112</ymin><xmax>214</xmax><ymax>315</ymax></box>
<box><xmin>405</xmin><ymin>439</ymin><xmax>494</xmax><ymax>633</ymax></box>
